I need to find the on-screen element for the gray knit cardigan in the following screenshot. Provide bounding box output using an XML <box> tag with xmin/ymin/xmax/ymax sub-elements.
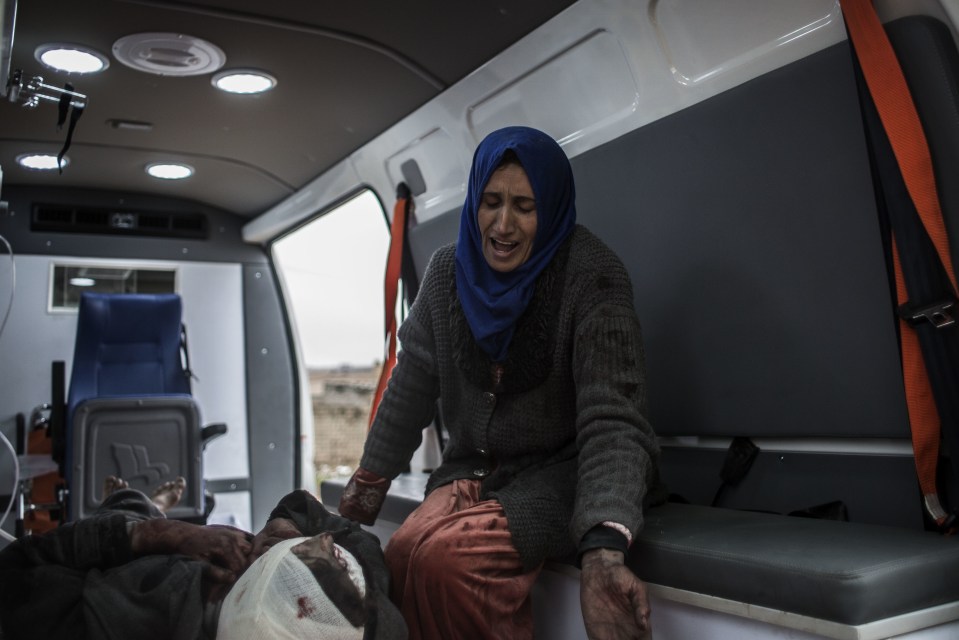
<box><xmin>360</xmin><ymin>225</ymin><xmax>660</xmax><ymax>569</ymax></box>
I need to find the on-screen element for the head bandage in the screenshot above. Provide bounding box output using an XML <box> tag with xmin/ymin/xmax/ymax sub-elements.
<box><xmin>217</xmin><ymin>536</ymin><xmax>365</xmax><ymax>639</ymax></box>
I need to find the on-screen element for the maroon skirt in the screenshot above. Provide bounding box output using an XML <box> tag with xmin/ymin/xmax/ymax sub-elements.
<box><xmin>385</xmin><ymin>479</ymin><xmax>543</xmax><ymax>639</ymax></box>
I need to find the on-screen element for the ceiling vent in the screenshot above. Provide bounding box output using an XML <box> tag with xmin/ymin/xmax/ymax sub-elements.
<box><xmin>31</xmin><ymin>203</ymin><xmax>209</xmax><ymax>239</ymax></box>
<box><xmin>112</xmin><ymin>33</ymin><xmax>226</xmax><ymax>77</ymax></box>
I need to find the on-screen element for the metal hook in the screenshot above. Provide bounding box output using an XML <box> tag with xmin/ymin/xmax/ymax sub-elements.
<box><xmin>5</xmin><ymin>69</ymin><xmax>88</xmax><ymax>109</ymax></box>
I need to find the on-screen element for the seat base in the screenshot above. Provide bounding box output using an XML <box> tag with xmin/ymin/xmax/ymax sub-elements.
<box><xmin>70</xmin><ymin>396</ymin><xmax>203</xmax><ymax>521</ymax></box>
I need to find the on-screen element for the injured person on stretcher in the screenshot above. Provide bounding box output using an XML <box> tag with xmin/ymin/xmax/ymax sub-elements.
<box><xmin>0</xmin><ymin>477</ymin><xmax>406</xmax><ymax>640</ymax></box>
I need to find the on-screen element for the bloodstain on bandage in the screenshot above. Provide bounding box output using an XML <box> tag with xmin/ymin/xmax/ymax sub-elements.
<box><xmin>297</xmin><ymin>596</ymin><xmax>315</xmax><ymax>619</ymax></box>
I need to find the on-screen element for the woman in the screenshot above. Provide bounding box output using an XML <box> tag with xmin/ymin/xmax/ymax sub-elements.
<box><xmin>340</xmin><ymin>126</ymin><xmax>660</xmax><ymax>639</ymax></box>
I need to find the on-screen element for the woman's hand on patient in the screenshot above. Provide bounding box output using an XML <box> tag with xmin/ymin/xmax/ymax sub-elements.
<box><xmin>580</xmin><ymin>548</ymin><xmax>652</xmax><ymax>640</ymax></box>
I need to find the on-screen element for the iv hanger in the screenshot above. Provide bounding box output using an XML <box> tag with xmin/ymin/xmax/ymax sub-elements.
<box><xmin>5</xmin><ymin>68</ymin><xmax>88</xmax><ymax>109</ymax></box>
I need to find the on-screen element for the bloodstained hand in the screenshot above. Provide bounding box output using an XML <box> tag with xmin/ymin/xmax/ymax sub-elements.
<box><xmin>580</xmin><ymin>548</ymin><xmax>652</xmax><ymax>640</ymax></box>
<box><xmin>130</xmin><ymin>519</ymin><xmax>253</xmax><ymax>588</ymax></box>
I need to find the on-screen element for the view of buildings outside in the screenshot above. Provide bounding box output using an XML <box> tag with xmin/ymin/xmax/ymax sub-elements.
<box><xmin>271</xmin><ymin>190</ymin><xmax>390</xmax><ymax>486</ymax></box>
<box><xmin>308</xmin><ymin>364</ymin><xmax>381</xmax><ymax>482</ymax></box>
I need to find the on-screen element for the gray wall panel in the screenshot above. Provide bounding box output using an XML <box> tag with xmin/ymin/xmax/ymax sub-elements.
<box><xmin>408</xmin><ymin>206</ymin><xmax>460</xmax><ymax>281</ymax></box>
<box><xmin>659</xmin><ymin>446</ymin><xmax>923</xmax><ymax>529</ymax></box>
<box><xmin>243</xmin><ymin>264</ymin><xmax>296</xmax><ymax>529</ymax></box>
<box><xmin>571</xmin><ymin>43</ymin><xmax>908</xmax><ymax>439</ymax></box>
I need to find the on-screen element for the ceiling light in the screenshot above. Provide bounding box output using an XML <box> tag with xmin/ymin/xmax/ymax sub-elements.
<box><xmin>212</xmin><ymin>70</ymin><xmax>277</xmax><ymax>94</ymax></box>
<box><xmin>17</xmin><ymin>153</ymin><xmax>67</xmax><ymax>170</ymax></box>
<box><xmin>35</xmin><ymin>43</ymin><xmax>109</xmax><ymax>74</ymax></box>
<box><xmin>113</xmin><ymin>33</ymin><xmax>226</xmax><ymax>77</ymax></box>
<box><xmin>69</xmin><ymin>277</ymin><xmax>96</xmax><ymax>287</ymax></box>
<box><xmin>146</xmin><ymin>163</ymin><xmax>194</xmax><ymax>180</ymax></box>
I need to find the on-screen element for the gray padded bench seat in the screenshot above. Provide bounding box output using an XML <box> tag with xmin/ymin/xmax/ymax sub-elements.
<box><xmin>633</xmin><ymin>503</ymin><xmax>959</xmax><ymax>626</ymax></box>
<box><xmin>322</xmin><ymin>474</ymin><xmax>959</xmax><ymax>628</ymax></box>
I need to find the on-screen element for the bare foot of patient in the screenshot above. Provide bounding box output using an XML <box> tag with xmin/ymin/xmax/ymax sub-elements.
<box><xmin>103</xmin><ymin>475</ymin><xmax>129</xmax><ymax>498</ymax></box>
<box><xmin>151</xmin><ymin>476</ymin><xmax>186</xmax><ymax>512</ymax></box>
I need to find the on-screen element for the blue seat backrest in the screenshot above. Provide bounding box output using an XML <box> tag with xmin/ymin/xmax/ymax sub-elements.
<box><xmin>68</xmin><ymin>293</ymin><xmax>191</xmax><ymax>420</ymax></box>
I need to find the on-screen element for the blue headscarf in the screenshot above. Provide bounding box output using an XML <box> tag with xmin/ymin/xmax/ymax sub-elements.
<box><xmin>454</xmin><ymin>126</ymin><xmax>577</xmax><ymax>362</ymax></box>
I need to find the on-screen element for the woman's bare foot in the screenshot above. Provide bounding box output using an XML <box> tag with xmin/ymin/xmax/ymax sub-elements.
<box><xmin>151</xmin><ymin>476</ymin><xmax>186</xmax><ymax>513</ymax></box>
<box><xmin>103</xmin><ymin>475</ymin><xmax>129</xmax><ymax>498</ymax></box>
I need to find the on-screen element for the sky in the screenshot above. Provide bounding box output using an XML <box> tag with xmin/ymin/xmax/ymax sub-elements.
<box><xmin>272</xmin><ymin>190</ymin><xmax>390</xmax><ymax>370</ymax></box>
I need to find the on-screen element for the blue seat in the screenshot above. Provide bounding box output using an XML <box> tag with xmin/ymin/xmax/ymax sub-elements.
<box><xmin>68</xmin><ymin>293</ymin><xmax>192</xmax><ymax>405</ymax></box>
<box><xmin>62</xmin><ymin>293</ymin><xmax>225</xmax><ymax>521</ymax></box>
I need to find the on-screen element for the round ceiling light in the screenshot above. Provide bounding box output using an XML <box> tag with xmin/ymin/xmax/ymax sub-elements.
<box><xmin>113</xmin><ymin>33</ymin><xmax>226</xmax><ymax>77</ymax></box>
<box><xmin>146</xmin><ymin>163</ymin><xmax>194</xmax><ymax>180</ymax></box>
<box><xmin>17</xmin><ymin>153</ymin><xmax>67</xmax><ymax>170</ymax></box>
<box><xmin>35</xmin><ymin>43</ymin><xmax>110</xmax><ymax>74</ymax></box>
<box><xmin>212</xmin><ymin>69</ymin><xmax>277</xmax><ymax>94</ymax></box>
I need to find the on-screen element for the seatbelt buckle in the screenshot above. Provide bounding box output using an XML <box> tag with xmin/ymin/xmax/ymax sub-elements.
<box><xmin>939</xmin><ymin>511</ymin><xmax>958</xmax><ymax>536</ymax></box>
<box><xmin>898</xmin><ymin>299</ymin><xmax>956</xmax><ymax>329</ymax></box>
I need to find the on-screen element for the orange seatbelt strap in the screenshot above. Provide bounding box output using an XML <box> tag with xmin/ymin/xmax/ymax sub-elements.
<box><xmin>840</xmin><ymin>0</ymin><xmax>959</xmax><ymax>525</ymax></box>
<box><xmin>369</xmin><ymin>184</ymin><xmax>411</xmax><ymax>429</ymax></box>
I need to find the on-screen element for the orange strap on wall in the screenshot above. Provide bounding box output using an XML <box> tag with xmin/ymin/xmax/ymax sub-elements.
<box><xmin>368</xmin><ymin>186</ymin><xmax>410</xmax><ymax>428</ymax></box>
<box><xmin>840</xmin><ymin>0</ymin><xmax>958</xmax><ymax>523</ymax></box>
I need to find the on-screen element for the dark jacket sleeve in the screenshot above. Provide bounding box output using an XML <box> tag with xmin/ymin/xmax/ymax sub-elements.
<box><xmin>0</xmin><ymin>513</ymin><xmax>141</xmax><ymax>640</ymax></box>
<box><xmin>2</xmin><ymin>513</ymin><xmax>134</xmax><ymax>571</ymax></box>
<box><xmin>358</xmin><ymin>247</ymin><xmax>446</xmax><ymax>484</ymax></box>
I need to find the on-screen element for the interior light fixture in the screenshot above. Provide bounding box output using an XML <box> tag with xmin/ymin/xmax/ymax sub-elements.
<box><xmin>113</xmin><ymin>33</ymin><xmax>225</xmax><ymax>77</ymax></box>
<box><xmin>146</xmin><ymin>163</ymin><xmax>194</xmax><ymax>180</ymax></box>
<box><xmin>17</xmin><ymin>153</ymin><xmax>67</xmax><ymax>170</ymax></box>
<box><xmin>69</xmin><ymin>277</ymin><xmax>96</xmax><ymax>287</ymax></box>
<box><xmin>212</xmin><ymin>69</ymin><xmax>277</xmax><ymax>94</ymax></box>
<box><xmin>35</xmin><ymin>43</ymin><xmax>110</xmax><ymax>74</ymax></box>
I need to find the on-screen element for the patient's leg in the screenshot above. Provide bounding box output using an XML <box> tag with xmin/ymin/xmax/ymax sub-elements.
<box><xmin>98</xmin><ymin>475</ymin><xmax>185</xmax><ymax>519</ymax></box>
<box><xmin>98</xmin><ymin>476</ymin><xmax>164</xmax><ymax>520</ymax></box>
<box><xmin>103</xmin><ymin>475</ymin><xmax>129</xmax><ymax>497</ymax></box>
<box><xmin>150</xmin><ymin>476</ymin><xmax>186</xmax><ymax>513</ymax></box>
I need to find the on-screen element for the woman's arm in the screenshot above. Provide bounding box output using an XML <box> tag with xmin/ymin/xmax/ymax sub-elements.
<box><xmin>339</xmin><ymin>249</ymin><xmax>451</xmax><ymax>524</ymax></box>
<box><xmin>338</xmin><ymin>348</ymin><xmax>440</xmax><ymax>523</ymax></box>
<box><xmin>571</xmin><ymin>300</ymin><xmax>659</xmax><ymax>542</ymax></box>
<box><xmin>568</xmin><ymin>242</ymin><xmax>660</xmax><ymax>640</ymax></box>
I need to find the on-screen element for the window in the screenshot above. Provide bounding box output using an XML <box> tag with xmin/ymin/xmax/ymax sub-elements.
<box><xmin>272</xmin><ymin>190</ymin><xmax>390</xmax><ymax>482</ymax></box>
<box><xmin>49</xmin><ymin>264</ymin><xmax>177</xmax><ymax>311</ymax></box>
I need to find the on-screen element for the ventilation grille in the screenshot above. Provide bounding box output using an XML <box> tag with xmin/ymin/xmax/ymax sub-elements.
<box><xmin>31</xmin><ymin>204</ymin><xmax>209</xmax><ymax>239</ymax></box>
